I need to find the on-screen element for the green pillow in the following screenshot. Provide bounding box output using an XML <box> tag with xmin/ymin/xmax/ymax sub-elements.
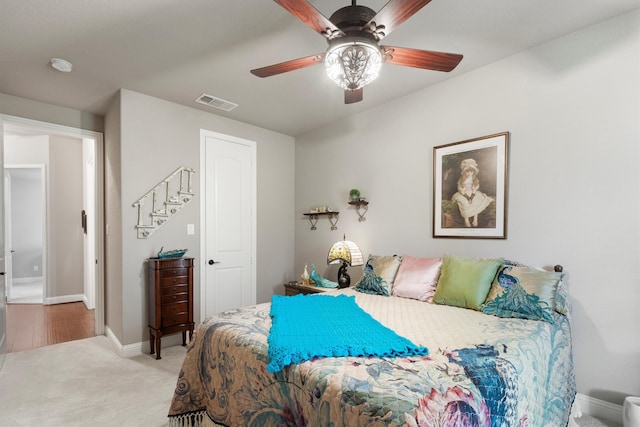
<box><xmin>433</xmin><ymin>255</ymin><xmax>503</xmax><ymax>310</ymax></box>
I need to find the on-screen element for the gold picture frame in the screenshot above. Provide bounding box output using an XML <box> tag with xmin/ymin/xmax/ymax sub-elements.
<box><xmin>433</xmin><ymin>132</ymin><xmax>509</xmax><ymax>239</ymax></box>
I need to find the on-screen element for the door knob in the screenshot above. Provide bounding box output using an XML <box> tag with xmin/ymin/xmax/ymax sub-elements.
<box><xmin>208</xmin><ymin>259</ymin><xmax>220</xmax><ymax>265</ymax></box>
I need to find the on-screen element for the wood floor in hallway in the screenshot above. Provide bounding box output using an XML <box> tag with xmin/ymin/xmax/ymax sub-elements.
<box><xmin>6</xmin><ymin>302</ymin><xmax>95</xmax><ymax>353</ymax></box>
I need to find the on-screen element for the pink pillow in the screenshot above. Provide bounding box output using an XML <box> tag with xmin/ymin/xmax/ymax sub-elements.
<box><xmin>392</xmin><ymin>256</ymin><xmax>443</xmax><ymax>302</ymax></box>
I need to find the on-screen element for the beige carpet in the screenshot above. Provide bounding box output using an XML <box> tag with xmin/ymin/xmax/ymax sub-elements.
<box><xmin>0</xmin><ymin>336</ymin><xmax>186</xmax><ymax>426</ymax></box>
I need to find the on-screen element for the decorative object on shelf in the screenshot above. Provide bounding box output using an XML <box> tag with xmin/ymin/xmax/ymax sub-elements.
<box><xmin>156</xmin><ymin>247</ymin><xmax>188</xmax><ymax>259</ymax></box>
<box><xmin>433</xmin><ymin>132</ymin><xmax>509</xmax><ymax>239</ymax></box>
<box><xmin>133</xmin><ymin>166</ymin><xmax>196</xmax><ymax>239</ymax></box>
<box><xmin>349</xmin><ymin>188</ymin><xmax>361</xmax><ymax>201</ymax></box>
<box><xmin>327</xmin><ymin>236</ymin><xmax>364</xmax><ymax>288</ymax></box>
<box><xmin>303</xmin><ymin>211</ymin><xmax>339</xmax><ymax>230</ymax></box>
<box><xmin>300</xmin><ymin>264</ymin><xmax>310</xmax><ymax>286</ymax></box>
<box><xmin>348</xmin><ymin>198</ymin><xmax>369</xmax><ymax>222</ymax></box>
<box><xmin>309</xmin><ymin>264</ymin><xmax>338</xmax><ymax>288</ymax></box>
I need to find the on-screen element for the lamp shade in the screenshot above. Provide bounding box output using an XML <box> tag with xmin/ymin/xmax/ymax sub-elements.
<box><xmin>327</xmin><ymin>239</ymin><xmax>364</xmax><ymax>267</ymax></box>
<box><xmin>324</xmin><ymin>38</ymin><xmax>382</xmax><ymax>91</ymax></box>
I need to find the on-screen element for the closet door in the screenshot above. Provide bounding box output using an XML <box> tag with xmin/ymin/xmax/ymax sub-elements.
<box><xmin>201</xmin><ymin>130</ymin><xmax>256</xmax><ymax>320</ymax></box>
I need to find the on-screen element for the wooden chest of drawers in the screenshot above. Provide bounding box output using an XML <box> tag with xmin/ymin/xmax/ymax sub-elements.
<box><xmin>147</xmin><ymin>257</ymin><xmax>194</xmax><ymax>359</ymax></box>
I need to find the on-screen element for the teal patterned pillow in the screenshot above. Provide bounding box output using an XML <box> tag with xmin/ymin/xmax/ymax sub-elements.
<box><xmin>354</xmin><ymin>255</ymin><xmax>402</xmax><ymax>296</ymax></box>
<box><xmin>482</xmin><ymin>264</ymin><xmax>561</xmax><ymax>323</ymax></box>
<box><xmin>503</xmin><ymin>259</ymin><xmax>570</xmax><ymax>315</ymax></box>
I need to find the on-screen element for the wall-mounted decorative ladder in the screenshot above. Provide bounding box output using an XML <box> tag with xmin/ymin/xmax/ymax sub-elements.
<box><xmin>133</xmin><ymin>166</ymin><xmax>196</xmax><ymax>239</ymax></box>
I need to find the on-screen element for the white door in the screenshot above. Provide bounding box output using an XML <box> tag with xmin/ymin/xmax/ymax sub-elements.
<box><xmin>83</xmin><ymin>152</ymin><xmax>95</xmax><ymax>309</ymax></box>
<box><xmin>3</xmin><ymin>171</ymin><xmax>12</xmax><ymax>302</ymax></box>
<box><xmin>201</xmin><ymin>130</ymin><xmax>256</xmax><ymax>320</ymax></box>
<box><xmin>0</xmin><ymin>117</ymin><xmax>6</xmax><ymax>366</ymax></box>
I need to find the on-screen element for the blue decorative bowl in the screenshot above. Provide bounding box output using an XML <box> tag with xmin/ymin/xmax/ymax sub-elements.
<box><xmin>157</xmin><ymin>247</ymin><xmax>187</xmax><ymax>259</ymax></box>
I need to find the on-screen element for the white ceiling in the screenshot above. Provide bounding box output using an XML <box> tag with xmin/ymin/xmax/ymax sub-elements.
<box><xmin>1</xmin><ymin>0</ymin><xmax>639</xmax><ymax>136</ymax></box>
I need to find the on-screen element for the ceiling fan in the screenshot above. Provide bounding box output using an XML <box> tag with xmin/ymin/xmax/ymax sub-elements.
<box><xmin>250</xmin><ymin>0</ymin><xmax>463</xmax><ymax>104</ymax></box>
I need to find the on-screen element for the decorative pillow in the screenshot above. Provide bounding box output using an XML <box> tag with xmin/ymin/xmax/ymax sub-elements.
<box><xmin>354</xmin><ymin>255</ymin><xmax>402</xmax><ymax>296</ymax></box>
<box><xmin>392</xmin><ymin>256</ymin><xmax>443</xmax><ymax>302</ymax></box>
<box><xmin>554</xmin><ymin>275</ymin><xmax>570</xmax><ymax>315</ymax></box>
<box><xmin>481</xmin><ymin>264</ymin><xmax>562</xmax><ymax>323</ymax></box>
<box><xmin>503</xmin><ymin>259</ymin><xmax>570</xmax><ymax>315</ymax></box>
<box><xmin>432</xmin><ymin>254</ymin><xmax>502</xmax><ymax>310</ymax></box>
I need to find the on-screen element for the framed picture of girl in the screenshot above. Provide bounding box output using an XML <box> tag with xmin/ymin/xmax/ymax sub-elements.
<box><xmin>433</xmin><ymin>132</ymin><xmax>509</xmax><ymax>239</ymax></box>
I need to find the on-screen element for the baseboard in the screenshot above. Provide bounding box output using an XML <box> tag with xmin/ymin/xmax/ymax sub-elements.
<box><xmin>576</xmin><ymin>393</ymin><xmax>623</xmax><ymax>424</ymax></box>
<box><xmin>104</xmin><ymin>326</ymin><xmax>144</xmax><ymax>358</ymax></box>
<box><xmin>104</xmin><ymin>326</ymin><xmax>183</xmax><ymax>358</ymax></box>
<box><xmin>44</xmin><ymin>294</ymin><xmax>84</xmax><ymax>305</ymax></box>
<box><xmin>12</xmin><ymin>277</ymin><xmax>43</xmax><ymax>284</ymax></box>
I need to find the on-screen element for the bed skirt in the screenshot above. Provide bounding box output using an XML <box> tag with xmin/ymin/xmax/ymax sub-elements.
<box><xmin>168</xmin><ymin>411</ymin><xmax>225</xmax><ymax>427</ymax></box>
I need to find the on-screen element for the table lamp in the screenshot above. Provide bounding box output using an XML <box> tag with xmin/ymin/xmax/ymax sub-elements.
<box><xmin>327</xmin><ymin>236</ymin><xmax>364</xmax><ymax>288</ymax></box>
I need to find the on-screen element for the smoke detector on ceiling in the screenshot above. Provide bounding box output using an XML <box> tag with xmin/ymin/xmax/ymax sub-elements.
<box><xmin>195</xmin><ymin>94</ymin><xmax>238</xmax><ymax>112</ymax></box>
<box><xmin>50</xmin><ymin>58</ymin><xmax>73</xmax><ymax>72</ymax></box>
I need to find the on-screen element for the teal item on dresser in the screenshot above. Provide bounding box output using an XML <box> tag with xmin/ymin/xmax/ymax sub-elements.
<box><xmin>266</xmin><ymin>294</ymin><xmax>428</xmax><ymax>373</ymax></box>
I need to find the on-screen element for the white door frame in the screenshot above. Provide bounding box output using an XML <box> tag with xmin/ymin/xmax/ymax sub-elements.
<box><xmin>1</xmin><ymin>114</ymin><xmax>105</xmax><ymax>336</ymax></box>
<box><xmin>199</xmin><ymin>129</ymin><xmax>256</xmax><ymax>323</ymax></box>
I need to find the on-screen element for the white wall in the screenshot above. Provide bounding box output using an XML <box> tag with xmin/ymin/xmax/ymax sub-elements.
<box><xmin>106</xmin><ymin>90</ymin><xmax>295</xmax><ymax>346</ymax></box>
<box><xmin>294</xmin><ymin>11</ymin><xmax>640</xmax><ymax>405</ymax></box>
<box><xmin>104</xmin><ymin>91</ymin><xmax>123</xmax><ymax>341</ymax></box>
<box><xmin>0</xmin><ymin>93</ymin><xmax>103</xmax><ymax>133</ymax></box>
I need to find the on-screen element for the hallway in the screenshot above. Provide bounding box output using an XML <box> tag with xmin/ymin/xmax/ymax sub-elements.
<box><xmin>6</xmin><ymin>302</ymin><xmax>95</xmax><ymax>353</ymax></box>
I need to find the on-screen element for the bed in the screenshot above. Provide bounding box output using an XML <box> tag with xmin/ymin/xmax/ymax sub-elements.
<box><xmin>167</xmin><ymin>255</ymin><xmax>576</xmax><ymax>427</ymax></box>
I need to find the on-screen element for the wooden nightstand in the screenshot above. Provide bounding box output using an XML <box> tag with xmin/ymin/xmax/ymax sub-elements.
<box><xmin>284</xmin><ymin>281</ymin><xmax>333</xmax><ymax>296</ymax></box>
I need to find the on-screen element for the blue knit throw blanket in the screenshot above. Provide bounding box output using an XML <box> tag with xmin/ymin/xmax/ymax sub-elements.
<box><xmin>266</xmin><ymin>294</ymin><xmax>429</xmax><ymax>373</ymax></box>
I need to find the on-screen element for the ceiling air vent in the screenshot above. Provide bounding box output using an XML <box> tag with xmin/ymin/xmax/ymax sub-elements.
<box><xmin>195</xmin><ymin>93</ymin><xmax>238</xmax><ymax>112</ymax></box>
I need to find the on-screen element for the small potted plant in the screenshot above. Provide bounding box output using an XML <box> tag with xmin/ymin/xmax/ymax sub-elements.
<box><xmin>349</xmin><ymin>188</ymin><xmax>361</xmax><ymax>201</ymax></box>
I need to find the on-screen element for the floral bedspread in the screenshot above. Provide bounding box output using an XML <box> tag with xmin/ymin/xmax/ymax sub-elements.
<box><xmin>168</xmin><ymin>289</ymin><xmax>575</xmax><ymax>427</ymax></box>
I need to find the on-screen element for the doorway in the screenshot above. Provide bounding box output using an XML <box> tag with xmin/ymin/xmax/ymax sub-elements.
<box><xmin>1</xmin><ymin>115</ymin><xmax>104</xmax><ymax>348</ymax></box>
<box><xmin>5</xmin><ymin>166</ymin><xmax>45</xmax><ymax>304</ymax></box>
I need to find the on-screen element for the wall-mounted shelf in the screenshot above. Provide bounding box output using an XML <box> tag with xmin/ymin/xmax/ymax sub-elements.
<box><xmin>348</xmin><ymin>200</ymin><xmax>369</xmax><ymax>222</ymax></box>
<box><xmin>303</xmin><ymin>212</ymin><xmax>339</xmax><ymax>230</ymax></box>
<box><xmin>133</xmin><ymin>167</ymin><xmax>195</xmax><ymax>238</ymax></box>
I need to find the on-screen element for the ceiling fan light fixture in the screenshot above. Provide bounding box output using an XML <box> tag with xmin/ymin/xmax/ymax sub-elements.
<box><xmin>325</xmin><ymin>38</ymin><xmax>382</xmax><ymax>91</ymax></box>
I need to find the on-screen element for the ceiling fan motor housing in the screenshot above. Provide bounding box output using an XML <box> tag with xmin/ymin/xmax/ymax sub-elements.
<box><xmin>329</xmin><ymin>5</ymin><xmax>377</xmax><ymax>35</ymax></box>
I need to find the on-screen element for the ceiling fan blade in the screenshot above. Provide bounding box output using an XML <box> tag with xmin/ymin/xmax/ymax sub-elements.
<box><xmin>273</xmin><ymin>0</ymin><xmax>344</xmax><ymax>38</ymax></box>
<box><xmin>251</xmin><ymin>53</ymin><xmax>324</xmax><ymax>78</ymax></box>
<box><xmin>382</xmin><ymin>46</ymin><xmax>462</xmax><ymax>72</ymax></box>
<box><xmin>367</xmin><ymin>0</ymin><xmax>433</xmax><ymax>39</ymax></box>
<box><xmin>345</xmin><ymin>88</ymin><xmax>363</xmax><ymax>104</ymax></box>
